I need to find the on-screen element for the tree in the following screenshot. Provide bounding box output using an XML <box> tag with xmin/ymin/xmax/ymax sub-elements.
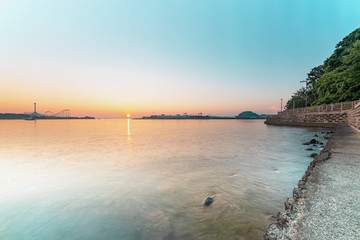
<box><xmin>285</xmin><ymin>87</ymin><xmax>307</xmax><ymax>110</ymax></box>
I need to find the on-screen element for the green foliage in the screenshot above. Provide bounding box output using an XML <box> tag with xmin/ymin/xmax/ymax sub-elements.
<box><xmin>286</xmin><ymin>28</ymin><xmax>360</xmax><ymax>108</ymax></box>
<box><xmin>285</xmin><ymin>87</ymin><xmax>307</xmax><ymax>109</ymax></box>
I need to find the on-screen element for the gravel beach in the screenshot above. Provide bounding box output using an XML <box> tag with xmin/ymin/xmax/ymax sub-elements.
<box><xmin>265</xmin><ymin>124</ymin><xmax>360</xmax><ymax>240</ymax></box>
<box><xmin>293</xmin><ymin>125</ymin><xmax>360</xmax><ymax>239</ymax></box>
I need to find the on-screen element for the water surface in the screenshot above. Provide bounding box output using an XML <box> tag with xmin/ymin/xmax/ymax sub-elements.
<box><xmin>0</xmin><ymin>119</ymin><xmax>327</xmax><ymax>239</ymax></box>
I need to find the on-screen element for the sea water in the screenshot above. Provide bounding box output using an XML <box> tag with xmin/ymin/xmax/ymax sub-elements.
<box><xmin>0</xmin><ymin>119</ymin><xmax>328</xmax><ymax>239</ymax></box>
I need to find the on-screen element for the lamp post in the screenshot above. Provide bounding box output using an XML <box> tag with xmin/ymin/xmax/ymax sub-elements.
<box><xmin>281</xmin><ymin>99</ymin><xmax>283</xmax><ymax>113</ymax></box>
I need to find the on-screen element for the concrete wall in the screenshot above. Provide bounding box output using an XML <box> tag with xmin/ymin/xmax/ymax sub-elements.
<box><xmin>348</xmin><ymin>102</ymin><xmax>360</xmax><ymax>130</ymax></box>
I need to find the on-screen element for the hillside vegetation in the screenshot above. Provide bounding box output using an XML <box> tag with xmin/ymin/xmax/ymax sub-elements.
<box><xmin>286</xmin><ymin>28</ymin><xmax>360</xmax><ymax>109</ymax></box>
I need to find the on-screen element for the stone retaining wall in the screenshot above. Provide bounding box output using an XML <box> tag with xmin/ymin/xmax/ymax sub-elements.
<box><xmin>348</xmin><ymin>102</ymin><xmax>360</xmax><ymax>130</ymax></box>
<box><xmin>266</xmin><ymin>101</ymin><xmax>360</xmax><ymax>129</ymax></box>
<box><xmin>265</xmin><ymin>111</ymin><xmax>348</xmax><ymax>128</ymax></box>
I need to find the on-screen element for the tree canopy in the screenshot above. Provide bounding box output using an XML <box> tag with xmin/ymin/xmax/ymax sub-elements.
<box><xmin>286</xmin><ymin>28</ymin><xmax>360</xmax><ymax>110</ymax></box>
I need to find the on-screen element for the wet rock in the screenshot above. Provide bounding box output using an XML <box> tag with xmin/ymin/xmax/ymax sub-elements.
<box><xmin>309</xmin><ymin>153</ymin><xmax>318</xmax><ymax>158</ymax></box>
<box><xmin>302</xmin><ymin>142</ymin><xmax>310</xmax><ymax>145</ymax></box>
<box><xmin>284</xmin><ymin>197</ymin><xmax>295</xmax><ymax>211</ymax></box>
<box><xmin>309</xmin><ymin>139</ymin><xmax>317</xmax><ymax>144</ymax></box>
<box><xmin>305</xmin><ymin>147</ymin><xmax>313</xmax><ymax>151</ymax></box>
<box><xmin>298</xmin><ymin>180</ymin><xmax>306</xmax><ymax>189</ymax></box>
<box><xmin>277</xmin><ymin>212</ymin><xmax>289</xmax><ymax>226</ymax></box>
<box><xmin>293</xmin><ymin>188</ymin><xmax>304</xmax><ymax>199</ymax></box>
<box><xmin>202</xmin><ymin>196</ymin><xmax>215</xmax><ymax>206</ymax></box>
<box><xmin>264</xmin><ymin>223</ymin><xmax>283</xmax><ymax>240</ymax></box>
<box><xmin>323</xmin><ymin>136</ymin><xmax>329</xmax><ymax>139</ymax></box>
<box><xmin>301</xmin><ymin>173</ymin><xmax>308</xmax><ymax>181</ymax></box>
<box><xmin>312</xmin><ymin>134</ymin><xmax>318</xmax><ymax>137</ymax></box>
<box><xmin>319</xmin><ymin>142</ymin><xmax>324</xmax><ymax>145</ymax></box>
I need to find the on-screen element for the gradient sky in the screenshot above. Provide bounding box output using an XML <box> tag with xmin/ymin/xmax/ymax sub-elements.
<box><xmin>1</xmin><ymin>0</ymin><xmax>359</xmax><ymax>118</ymax></box>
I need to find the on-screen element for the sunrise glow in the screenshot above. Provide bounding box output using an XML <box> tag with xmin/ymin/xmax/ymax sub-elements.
<box><xmin>0</xmin><ymin>1</ymin><xmax>359</xmax><ymax>118</ymax></box>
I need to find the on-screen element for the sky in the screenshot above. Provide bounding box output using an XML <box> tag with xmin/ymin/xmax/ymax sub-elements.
<box><xmin>0</xmin><ymin>0</ymin><xmax>359</xmax><ymax>118</ymax></box>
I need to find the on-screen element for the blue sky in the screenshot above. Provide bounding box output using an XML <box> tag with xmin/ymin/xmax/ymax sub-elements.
<box><xmin>0</xmin><ymin>0</ymin><xmax>359</xmax><ymax>117</ymax></box>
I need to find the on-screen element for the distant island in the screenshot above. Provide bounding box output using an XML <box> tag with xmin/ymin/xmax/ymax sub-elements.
<box><xmin>141</xmin><ymin>111</ymin><xmax>269</xmax><ymax>119</ymax></box>
<box><xmin>235</xmin><ymin>111</ymin><xmax>268</xmax><ymax>119</ymax></box>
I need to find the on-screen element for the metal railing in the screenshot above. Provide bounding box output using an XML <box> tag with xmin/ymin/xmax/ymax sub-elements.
<box><xmin>281</xmin><ymin>100</ymin><xmax>359</xmax><ymax>115</ymax></box>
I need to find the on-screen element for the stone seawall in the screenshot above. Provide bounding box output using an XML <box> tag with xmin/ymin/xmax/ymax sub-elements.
<box><xmin>265</xmin><ymin>112</ymin><xmax>348</xmax><ymax>128</ymax></box>
<box><xmin>266</xmin><ymin>102</ymin><xmax>360</xmax><ymax>130</ymax></box>
<box><xmin>348</xmin><ymin>102</ymin><xmax>360</xmax><ymax>130</ymax></box>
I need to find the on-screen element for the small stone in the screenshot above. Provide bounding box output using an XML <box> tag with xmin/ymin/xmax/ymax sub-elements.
<box><xmin>202</xmin><ymin>196</ymin><xmax>215</xmax><ymax>206</ymax></box>
<box><xmin>309</xmin><ymin>153</ymin><xmax>318</xmax><ymax>158</ymax></box>
<box><xmin>284</xmin><ymin>198</ymin><xmax>295</xmax><ymax>211</ymax></box>
<box><xmin>309</xmin><ymin>139</ymin><xmax>317</xmax><ymax>144</ymax></box>
<box><xmin>312</xmin><ymin>134</ymin><xmax>318</xmax><ymax>137</ymax></box>
<box><xmin>264</xmin><ymin>223</ymin><xmax>283</xmax><ymax>240</ymax></box>
<box><xmin>298</xmin><ymin>180</ymin><xmax>306</xmax><ymax>189</ymax></box>
<box><xmin>305</xmin><ymin>147</ymin><xmax>313</xmax><ymax>150</ymax></box>
<box><xmin>293</xmin><ymin>188</ymin><xmax>304</xmax><ymax>199</ymax></box>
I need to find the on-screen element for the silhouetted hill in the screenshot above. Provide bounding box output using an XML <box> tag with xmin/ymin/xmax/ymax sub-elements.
<box><xmin>236</xmin><ymin>111</ymin><xmax>268</xmax><ymax>119</ymax></box>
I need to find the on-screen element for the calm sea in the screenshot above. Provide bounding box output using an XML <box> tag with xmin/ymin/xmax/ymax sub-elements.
<box><xmin>0</xmin><ymin>119</ymin><xmax>327</xmax><ymax>240</ymax></box>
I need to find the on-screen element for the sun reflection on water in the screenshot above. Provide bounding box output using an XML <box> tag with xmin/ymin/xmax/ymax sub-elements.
<box><xmin>127</xmin><ymin>119</ymin><xmax>131</xmax><ymax>137</ymax></box>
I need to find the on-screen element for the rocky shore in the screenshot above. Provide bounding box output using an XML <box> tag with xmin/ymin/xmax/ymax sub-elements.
<box><xmin>264</xmin><ymin>124</ymin><xmax>360</xmax><ymax>239</ymax></box>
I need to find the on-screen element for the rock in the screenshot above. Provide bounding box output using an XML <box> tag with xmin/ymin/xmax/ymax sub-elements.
<box><xmin>302</xmin><ymin>142</ymin><xmax>310</xmax><ymax>145</ymax></box>
<box><xmin>309</xmin><ymin>153</ymin><xmax>318</xmax><ymax>158</ymax></box>
<box><xmin>277</xmin><ymin>211</ymin><xmax>289</xmax><ymax>226</ymax></box>
<box><xmin>305</xmin><ymin>147</ymin><xmax>313</xmax><ymax>151</ymax></box>
<box><xmin>309</xmin><ymin>139</ymin><xmax>317</xmax><ymax>144</ymax></box>
<box><xmin>312</xmin><ymin>134</ymin><xmax>318</xmax><ymax>137</ymax></box>
<box><xmin>264</xmin><ymin>223</ymin><xmax>283</xmax><ymax>240</ymax></box>
<box><xmin>323</xmin><ymin>136</ymin><xmax>329</xmax><ymax>139</ymax></box>
<box><xmin>285</xmin><ymin>198</ymin><xmax>295</xmax><ymax>211</ymax></box>
<box><xmin>302</xmin><ymin>173</ymin><xmax>308</xmax><ymax>181</ymax></box>
<box><xmin>202</xmin><ymin>196</ymin><xmax>215</xmax><ymax>206</ymax></box>
<box><xmin>319</xmin><ymin>142</ymin><xmax>324</xmax><ymax>145</ymax></box>
<box><xmin>293</xmin><ymin>188</ymin><xmax>304</xmax><ymax>199</ymax></box>
<box><xmin>298</xmin><ymin>180</ymin><xmax>306</xmax><ymax>189</ymax></box>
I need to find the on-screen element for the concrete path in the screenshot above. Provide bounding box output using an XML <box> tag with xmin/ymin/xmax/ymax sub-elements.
<box><xmin>293</xmin><ymin>125</ymin><xmax>360</xmax><ymax>239</ymax></box>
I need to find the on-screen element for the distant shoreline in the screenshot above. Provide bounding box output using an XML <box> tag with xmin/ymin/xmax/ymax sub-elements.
<box><xmin>0</xmin><ymin>113</ymin><xmax>95</xmax><ymax>120</ymax></box>
<box><xmin>140</xmin><ymin>111</ymin><xmax>270</xmax><ymax>120</ymax></box>
<box><xmin>135</xmin><ymin>118</ymin><xmax>267</xmax><ymax>120</ymax></box>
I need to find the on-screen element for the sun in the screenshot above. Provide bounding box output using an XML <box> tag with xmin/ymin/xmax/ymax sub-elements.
<box><xmin>126</xmin><ymin>114</ymin><xmax>131</xmax><ymax>118</ymax></box>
